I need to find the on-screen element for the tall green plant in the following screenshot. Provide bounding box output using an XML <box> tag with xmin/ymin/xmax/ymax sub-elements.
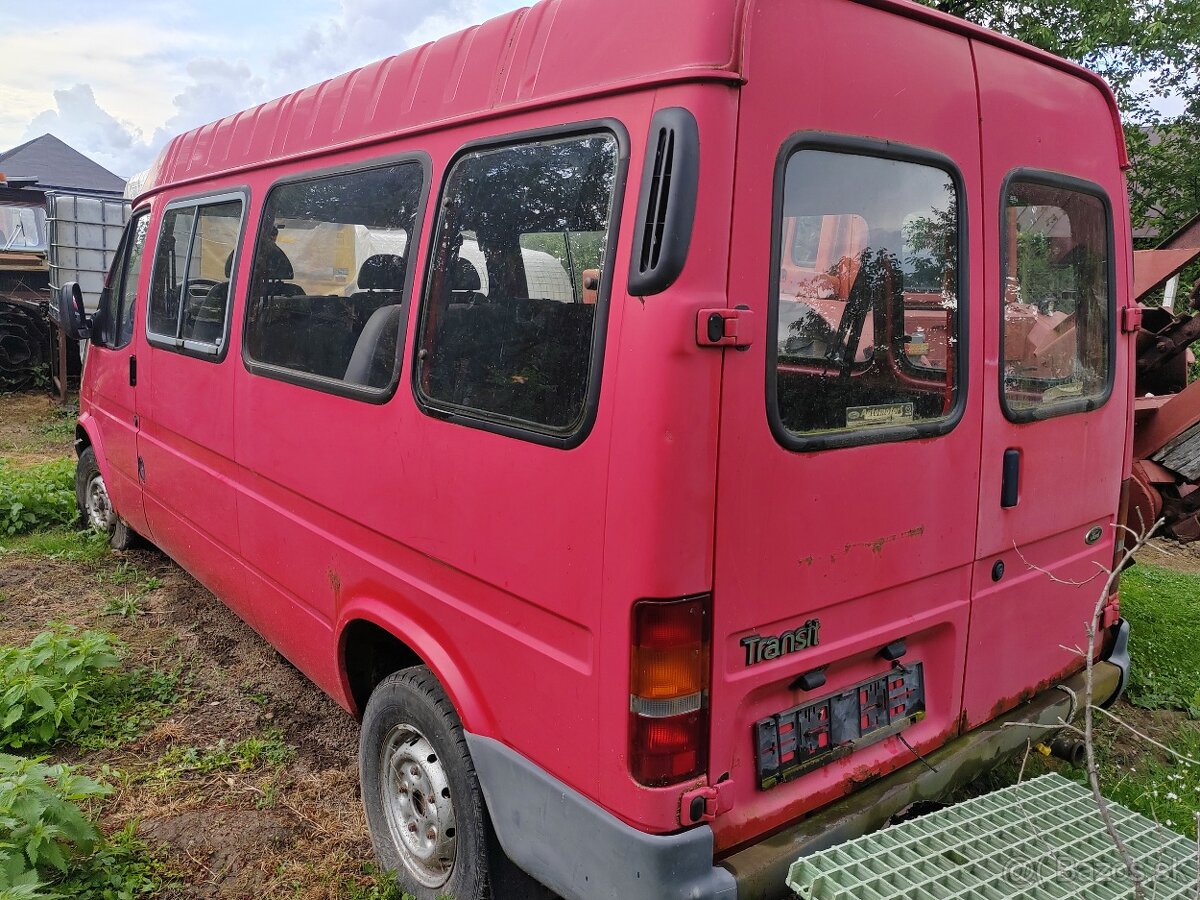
<box><xmin>0</xmin><ymin>461</ymin><xmax>77</xmax><ymax>537</ymax></box>
<box><xmin>0</xmin><ymin>630</ymin><xmax>122</xmax><ymax>750</ymax></box>
<box><xmin>0</xmin><ymin>754</ymin><xmax>107</xmax><ymax>897</ymax></box>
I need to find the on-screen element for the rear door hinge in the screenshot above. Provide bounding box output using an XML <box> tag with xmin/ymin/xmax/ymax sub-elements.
<box><xmin>137</xmin><ymin>456</ymin><xmax>145</xmax><ymax>483</ymax></box>
<box><xmin>1121</xmin><ymin>306</ymin><xmax>1143</xmax><ymax>334</ymax></box>
<box><xmin>680</xmin><ymin>779</ymin><xmax>735</xmax><ymax>826</ymax></box>
<box><xmin>697</xmin><ymin>306</ymin><xmax>754</xmax><ymax>350</ymax></box>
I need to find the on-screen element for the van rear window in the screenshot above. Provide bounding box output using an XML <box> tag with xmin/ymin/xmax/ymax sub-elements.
<box><xmin>770</xmin><ymin>147</ymin><xmax>962</xmax><ymax>446</ymax></box>
<box><xmin>415</xmin><ymin>132</ymin><xmax>619</xmax><ymax>437</ymax></box>
<box><xmin>243</xmin><ymin>162</ymin><xmax>426</xmax><ymax>393</ymax></box>
<box><xmin>1001</xmin><ymin>177</ymin><xmax>1112</xmax><ymax>420</ymax></box>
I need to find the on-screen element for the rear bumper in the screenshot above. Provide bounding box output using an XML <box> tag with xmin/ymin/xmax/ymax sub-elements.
<box><xmin>721</xmin><ymin>650</ymin><xmax>1125</xmax><ymax>899</ymax></box>
<box><xmin>470</xmin><ymin>627</ymin><xmax>1127</xmax><ymax>900</ymax></box>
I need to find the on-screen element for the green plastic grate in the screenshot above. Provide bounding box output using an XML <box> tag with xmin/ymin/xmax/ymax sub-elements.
<box><xmin>786</xmin><ymin>773</ymin><xmax>1199</xmax><ymax>899</ymax></box>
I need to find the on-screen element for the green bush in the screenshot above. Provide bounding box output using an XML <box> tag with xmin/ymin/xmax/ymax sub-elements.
<box><xmin>0</xmin><ymin>461</ymin><xmax>77</xmax><ymax>537</ymax></box>
<box><xmin>0</xmin><ymin>630</ymin><xmax>122</xmax><ymax>750</ymax></box>
<box><xmin>0</xmin><ymin>756</ymin><xmax>164</xmax><ymax>899</ymax></box>
<box><xmin>0</xmin><ymin>753</ymin><xmax>107</xmax><ymax>896</ymax></box>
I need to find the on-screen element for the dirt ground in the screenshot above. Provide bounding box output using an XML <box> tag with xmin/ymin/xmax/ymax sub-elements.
<box><xmin>0</xmin><ymin>394</ymin><xmax>381</xmax><ymax>898</ymax></box>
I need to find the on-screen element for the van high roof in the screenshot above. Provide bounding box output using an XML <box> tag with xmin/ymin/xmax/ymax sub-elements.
<box><xmin>143</xmin><ymin>0</ymin><xmax>1125</xmax><ymax>201</ymax></box>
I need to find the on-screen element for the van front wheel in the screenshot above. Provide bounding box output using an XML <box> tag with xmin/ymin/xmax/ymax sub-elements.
<box><xmin>75</xmin><ymin>447</ymin><xmax>137</xmax><ymax>550</ymax></box>
<box><xmin>360</xmin><ymin>666</ymin><xmax>494</xmax><ymax>900</ymax></box>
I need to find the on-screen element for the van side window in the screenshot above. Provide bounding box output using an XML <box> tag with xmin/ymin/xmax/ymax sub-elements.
<box><xmin>771</xmin><ymin>148</ymin><xmax>962</xmax><ymax>445</ymax></box>
<box><xmin>415</xmin><ymin>132</ymin><xmax>619</xmax><ymax>435</ymax></box>
<box><xmin>243</xmin><ymin>163</ymin><xmax>426</xmax><ymax>392</ymax></box>
<box><xmin>95</xmin><ymin>211</ymin><xmax>149</xmax><ymax>350</ymax></box>
<box><xmin>1001</xmin><ymin>177</ymin><xmax>1112</xmax><ymax>420</ymax></box>
<box><xmin>148</xmin><ymin>196</ymin><xmax>245</xmax><ymax>352</ymax></box>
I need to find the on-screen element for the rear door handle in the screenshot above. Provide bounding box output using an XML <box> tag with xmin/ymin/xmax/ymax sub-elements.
<box><xmin>1001</xmin><ymin>448</ymin><xmax>1020</xmax><ymax>508</ymax></box>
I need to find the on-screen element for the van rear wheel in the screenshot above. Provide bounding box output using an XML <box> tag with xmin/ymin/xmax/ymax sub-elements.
<box><xmin>75</xmin><ymin>447</ymin><xmax>137</xmax><ymax>550</ymax></box>
<box><xmin>360</xmin><ymin>666</ymin><xmax>494</xmax><ymax>899</ymax></box>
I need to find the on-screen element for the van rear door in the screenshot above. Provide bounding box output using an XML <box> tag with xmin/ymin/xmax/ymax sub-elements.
<box><xmin>708</xmin><ymin>0</ymin><xmax>984</xmax><ymax>850</ymax></box>
<box><xmin>962</xmin><ymin>43</ymin><xmax>1131</xmax><ymax>728</ymax></box>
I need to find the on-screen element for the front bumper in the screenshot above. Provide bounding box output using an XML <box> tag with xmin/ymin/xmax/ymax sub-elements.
<box><xmin>470</xmin><ymin>622</ymin><xmax>1128</xmax><ymax>900</ymax></box>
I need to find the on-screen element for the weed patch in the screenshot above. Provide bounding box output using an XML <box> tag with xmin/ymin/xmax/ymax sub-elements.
<box><xmin>0</xmin><ymin>459</ymin><xmax>77</xmax><ymax>537</ymax></box>
<box><xmin>149</xmin><ymin>730</ymin><xmax>295</xmax><ymax>780</ymax></box>
<box><xmin>0</xmin><ymin>628</ymin><xmax>122</xmax><ymax>750</ymax></box>
<box><xmin>0</xmin><ymin>628</ymin><xmax>178</xmax><ymax>751</ymax></box>
<box><xmin>0</xmin><ymin>754</ymin><xmax>167</xmax><ymax>898</ymax></box>
<box><xmin>1120</xmin><ymin>563</ymin><xmax>1200</xmax><ymax>715</ymax></box>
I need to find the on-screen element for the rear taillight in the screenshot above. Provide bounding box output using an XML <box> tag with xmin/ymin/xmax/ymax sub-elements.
<box><xmin>629</xmin><ymin>595</ymin><xmax>710</xmax><ymax>786</ymax></box>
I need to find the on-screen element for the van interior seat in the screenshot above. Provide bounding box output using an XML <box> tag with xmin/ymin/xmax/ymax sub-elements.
<box><xmin>344</xmin><ymin>304</ymin><xmax>403</xmax><ymax>388</ymax></box>
<box><xmin>448</xmin><ymin>256</ymin><xmax>486</xmax><ymax>305</ymax></box>
<box><xmin>427</xmin><ymin>297</ymin><xmax>594</xmax><ymax>429</ymax></box>
<box><xmin>348</xmin><ymin>253</ymin><xmax>407</xmax><ymax>326</ymax></box>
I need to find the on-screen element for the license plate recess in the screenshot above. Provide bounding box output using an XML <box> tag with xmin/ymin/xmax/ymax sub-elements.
<box><xmin>755</xmin><ymin>663</ymin><xmax>925</xmax><ymax>790</ymax></box>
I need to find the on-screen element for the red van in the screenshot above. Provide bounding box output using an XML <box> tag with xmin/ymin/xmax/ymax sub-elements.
<box><xmin>63</xmin><ymin>0</ymin><xmax>1135</xmax><ymax>897</ymax></box>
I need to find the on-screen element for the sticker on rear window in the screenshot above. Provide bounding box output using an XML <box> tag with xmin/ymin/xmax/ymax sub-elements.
<box><xmin>845</xmin><ymin>403</ymin><xmax>915</xmax><ymax>429</ymax></box>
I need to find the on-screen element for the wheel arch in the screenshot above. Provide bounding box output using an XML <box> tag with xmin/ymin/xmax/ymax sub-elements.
<box><xmin>336</xmin><ymin>600</ymin><xmax>496</xmax><ymax>737</ymax></box>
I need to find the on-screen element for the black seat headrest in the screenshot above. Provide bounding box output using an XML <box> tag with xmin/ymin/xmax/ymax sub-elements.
<box><xmin>450</xmin><ymin>256</ymin><xmax>482</xmax><ymax>293</ymax></box>
<box><xmin>357</xmin><ymin>254</ymin><xmax>406</xmax><ymax>291</ymax></box>
<box><xmin>240</xmin><ymin>241</ymin><xmax>294</xmax><ymax>280</ymax></box>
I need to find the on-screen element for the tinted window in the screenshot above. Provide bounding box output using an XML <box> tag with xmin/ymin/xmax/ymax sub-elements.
<box><xmin>416</xmin><ymin>133</ymin><xmax>618</xmax><ymax>434</ymax></box>
<box><xmin>148</xmin><ymin>197</ymin><xmax>244</xmax><ymax>350</ymax></box>
<box><xmin>773</xmin><ymin>150</ymin><xmax>961</xmax><ymax>442</ymax></box>
<box><xmin>244</xmin><ymin>163</ymin><xmax>425</xmax><ymax>390</ymax></box>
<box><xmin>1002</xmin><ymin>179</ymin><xmax>1111</xmax><ymax>418</ymax></box>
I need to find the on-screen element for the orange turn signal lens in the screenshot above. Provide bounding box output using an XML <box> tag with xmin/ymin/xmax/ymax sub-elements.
<box><xmin>629</xmin><ymin>596</ymin><xmax>711</xmax><ymax>786</ymax></box>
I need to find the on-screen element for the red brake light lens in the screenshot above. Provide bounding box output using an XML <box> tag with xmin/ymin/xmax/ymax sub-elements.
<box><xmin>629</xmin><ymin>596</ymin><xmax>710</xmax><ymax>787</ymax></box>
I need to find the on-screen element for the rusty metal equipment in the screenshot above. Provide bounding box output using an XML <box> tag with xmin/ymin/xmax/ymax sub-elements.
<box><xmin>1129</xmin><ymin>213</ymin><xmax>1200</xmax><ymax>541</ymax></box>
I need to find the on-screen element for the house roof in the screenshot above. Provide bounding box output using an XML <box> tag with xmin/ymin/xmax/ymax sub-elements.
<box><xmin>0</xmin><ymin>134</ymin><xmax>126</xmax><ymax>196</ymax></box>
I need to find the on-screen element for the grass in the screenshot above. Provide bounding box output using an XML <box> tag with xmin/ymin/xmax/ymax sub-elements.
<box><xmin>148</xmin><ymin>730</ymin><xmax>295</xmax><ymax>780</ymax></box>
<box><xmin>0</xmin><ymin>528</ymin><xmax>110</xmax><ymax>563</ymax></box>
<box><xmin>1118</xmin><ymin>563</ymin><xmax>1200</xmax><ymax>715</ymax></box>
<box><xmin>977</xmin><ymin>561</ymin><xmax>1200</xmax><ymax>840</ymax></box>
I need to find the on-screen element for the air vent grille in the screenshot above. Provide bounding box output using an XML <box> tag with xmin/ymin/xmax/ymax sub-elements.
<box><xmin>639</xmin><ymin>127</ymin><xmax>675</xmax><ymax>274</ymax></box>
<box><xmin>627</xmin><ymin>107</ymin><xmax>699</xmax><ymax>296</ymax></box>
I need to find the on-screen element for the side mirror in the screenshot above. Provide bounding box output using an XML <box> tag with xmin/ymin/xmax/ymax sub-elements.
<box><xmin>51</xmin><ymin>282</ymin><xmax>91</xmax><ymax>341</ymax></box>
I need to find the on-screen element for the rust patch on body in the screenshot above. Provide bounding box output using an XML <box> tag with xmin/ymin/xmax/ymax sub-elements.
<box><xmin>842</xmin><ymin>526</ymin><xmax>926</xmax><ymax>558</ymax></box>
<box><xmin>327</xmin><ymin>568</ymin><xmax>342</xmax><ymax>600</ymax></box>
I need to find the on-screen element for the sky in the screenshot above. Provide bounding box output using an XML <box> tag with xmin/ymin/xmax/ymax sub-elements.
<box><xmin>0</xmin><ymin>0</ymin><xmax>526</xmax><ymax>179</ymax></box>
<box><xmin>1</xmin><ymin>2</ymin><xmax>1191</xmax><ymax>181</ymax></box>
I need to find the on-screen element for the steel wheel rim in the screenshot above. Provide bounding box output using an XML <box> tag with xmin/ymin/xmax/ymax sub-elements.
<box><xmin>85</xmin><ymin>473</ymin><xmax>116</xmax><ymax>532</ymax></box>
<box><xmin>379</xmin><ymin>723</ymin><xmax>457</xmax><ymax>888</ymax></box>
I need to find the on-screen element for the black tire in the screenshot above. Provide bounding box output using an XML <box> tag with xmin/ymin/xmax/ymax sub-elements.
<box><xmin>75</xmin><ymin>447</ymin><xmax>138</xmax><ymax>551</ymax></box>
<box><xmin>360</xmin><ymin>666</ymin><xmax>551</xmax><ymax>900</ymax></box>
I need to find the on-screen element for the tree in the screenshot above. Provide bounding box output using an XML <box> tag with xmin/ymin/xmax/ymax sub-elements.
<box><xmin>916</xmin><ymin>0</ymin><xmax>1200</xmax><ymax>240</ymax></box>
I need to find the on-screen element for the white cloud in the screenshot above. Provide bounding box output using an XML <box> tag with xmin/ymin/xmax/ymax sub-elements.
<box><xmin>152</xmin><ymin>58</ymin><xmax>269</xmax><ymax>146</ymax></box>
<box><xmin>2</xmin><ymin>0</ymin><xmax>524</xmax><ymax>181</ymax></box>
<box><xmin>21</xmin><ymin>85</ymin><xmax>154</xmax><ymax>178</ymax></box>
